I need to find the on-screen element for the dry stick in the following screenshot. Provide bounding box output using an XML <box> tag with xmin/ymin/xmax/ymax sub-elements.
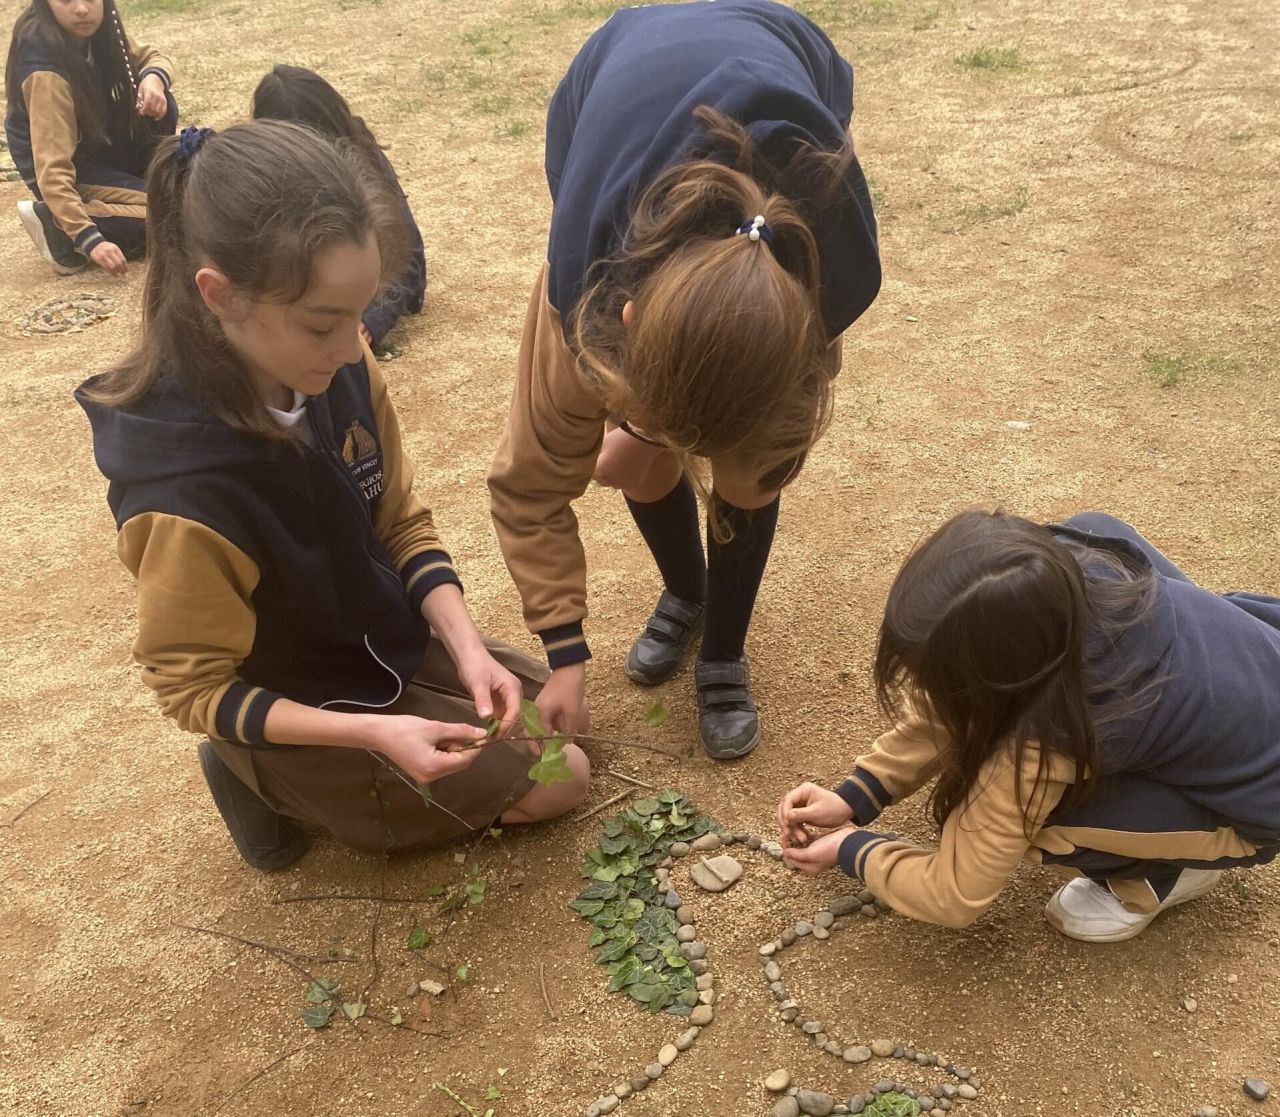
<box><xmin>538</xmin><ymin>962</ymin><xmax>556</xmax><ymax>1021</ymax></box>
<box><xmin>359</xmin><ymin>855</ymin><xmax>386</xmax><ymax>1006</ymax></box>
<box><xmin>698</xmin><ymin>856</ymin><xmax>731</xmax><ymax>886</ymax></box>
<box><xmin>572</xmin><ymin>787</ymin><xmax>634</xmax><ymax>823</ymax></box>
<box><xmin>454</xmin><ymin>733</ymin><xmax>679</xmax><ymax>759</ymax></box>
<box><xmin>605</xmin><ymin>769</ymin><xmax>657</xmax><ymax>790</ymax></box>
<box><xmin>208</xmin><ymin>1045</ymin><xmax>305</xmax><ymax>1115</ymax></box>
<box><xmin>272</xmin><ymin>893</ymin><xmax>420</xmax><ymax>906</ymax></box>
<box><xmin>0</xmin><ymin>788</ymin><xmax>51</xmax><ymax>828</ymax></box>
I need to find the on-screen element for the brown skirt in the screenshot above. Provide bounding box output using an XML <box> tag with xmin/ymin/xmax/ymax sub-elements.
<box><xmin>208</xmin><ymin>636</ymin><xmax>545</xmax><ymax>854</ymax></box>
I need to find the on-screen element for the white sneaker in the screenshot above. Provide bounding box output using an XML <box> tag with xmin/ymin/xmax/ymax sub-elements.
<box><xmin>1045</xmin><ymin>868</ymin><xmax>1222</xmax><ymax>943</ymax></box>
<box><xmin>16</xmin><ymin>200</ymin><xmax>86</xmax><ymax>275</ymax></box>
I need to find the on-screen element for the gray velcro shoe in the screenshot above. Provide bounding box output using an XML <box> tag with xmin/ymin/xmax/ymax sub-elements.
<box><xmin>624</xmin><ymin>589</ymin><xmax>704</xmax><ymax>686</ymax></box>
<box><xmin>695</xmin><ymin>656</ymin><xmax>760</xmax><ymax>759</ymax></box>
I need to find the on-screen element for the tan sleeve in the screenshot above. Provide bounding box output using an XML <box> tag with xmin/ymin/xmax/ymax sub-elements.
<box><xmin>364</xmin><ymin>350</ymin><xmax>462</xmax><ymax>609</ymax></box>
<box><xmin>22</xmin><ymin>71</ymin><xmax>97</xmax><ymax>246</ymax></box>
<box><xmin>843</xmin><ymin>745</ymin><xmax>1075</xmax><ymax>928</ymax></box>
<box><xmin>486</xmin><ymin>263</ymin><xmax>607</xmax><ymax>665</ymax></box>
<box><xmin>129</xmin><ymin>36</ymin><xmax>176</xmax><ymax>87</ymax></box>
<box><xmin>118</xmin><ymin>511</ymin><xmax>281</xmax><ymax>744</ymax></box>
<box><xmin>835</xmin><ymin>706</ymin><xmax>948</xmax><ymax>824</ymax></box>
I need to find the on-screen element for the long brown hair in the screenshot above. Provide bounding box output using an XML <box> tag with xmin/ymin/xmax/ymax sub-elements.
<box><xmin>85</xmin><ymin>120</ymin><xmax>405</xmax><ymax>440</ymax></box>
<box><xmin>874</xmin><ymin>508</ymin><xmax>1159</xmax><ymax>833</ymax></box>
<box><xmin>5</xmin><ymin>0</ymin><xmax>144</xmax><ymax>145</ymax></box>
<box><xmin>573</xmin><ymin>106</ymin><xmax>854</xmax><ymax>498</ymax></box>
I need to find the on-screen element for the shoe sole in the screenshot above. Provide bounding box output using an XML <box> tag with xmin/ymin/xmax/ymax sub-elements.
<box><xmin>1044</xmin><ymin>873</ymin><xmax>1220</xmax><ymax>943</ymax></box>
<box><xmin>16</xmin><ymin>201</ymin><xmax>86</xmax><ymax>275</ymax></box>
<box><xmin>623</xmin><ymin>654</ymin><xmax>681</xmax><ymax>686</ymax></box>
<box><xmin>701</xmin><ymin>722</ymin><xmax>761</xmax><ymax>761</ymax></box>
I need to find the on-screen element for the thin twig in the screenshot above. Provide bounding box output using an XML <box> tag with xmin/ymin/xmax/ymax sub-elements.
<box><xmin>606</xmin><ymin>769</ymin><xmax>657</xmax><ymax>790</ymax></box>
<box><xmin>177</xmin><ymin>925</ymin><xmax>347</xmax><ymax>973</ymax></box>
<box><xmin>453</xmin><ymin>733</ymin><xmax>679</xmax><ymax>759</ymax></box>
<box><xmin>539</xmin><ymin>962</ymin><xmax>556</xmax><ymax>1021</ymax></box>
<box><xmin>208</xmin><ymin>1046</ymin><xmax>304</xmax><ymax>1115</ymax></box>
<box><xmin>572</xmin><ymin>788</ymin><xmax>634</xmax><ymax>822</ymax></box>
<box><xmin>359</xmin><ymin>858</ymin><xmax>386</xmax><ymax>1005</ymax></box>
<box><xmin>0</xmin><ymin>788</ymin><xmax>51</xmax><ymax>828</ymax></box>
<box><xmin>272</xmin><ymin>893</ymin><xmax>420</xmax><ymax>905</ymax></box>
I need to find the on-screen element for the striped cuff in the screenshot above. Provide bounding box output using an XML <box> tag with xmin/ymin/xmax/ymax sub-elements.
<box><xmin>74</xmin><ymin>225</ymin><xmax>105</xmax><ymax>256</ymax></box>
<box><xmin>402</xmin><ymin>549</ymin><xmax>462</xmax><ymax>612</ymax></box>
<box><xmin>834</xmin><ymin>768</ymin><xmax>891</xmax><ymax>825</ymax></box>
<box><xmin>837</xmin><ymin>829</ymin><xmax>891</xmax><ymax>881</ymax></box>
<box><xmin>138</xmin><ymin>66</ymin><xmax>172</xmax><ymax>90</ymax></box>
<box><xmin>538</xmin><ymin>622</ymin><xmax>592</xmax><ymax>669</ymax></box>
<box><xmin>213</xmin><ymin>682</ymin><xmax>282</xmax><ymax>745</ymax></box>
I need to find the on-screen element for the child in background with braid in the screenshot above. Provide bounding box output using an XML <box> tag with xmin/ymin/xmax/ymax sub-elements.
<box><xmin>4</xmin><ymin>0</ymin><xmax>177</xmax><ymax>275</ymax></box>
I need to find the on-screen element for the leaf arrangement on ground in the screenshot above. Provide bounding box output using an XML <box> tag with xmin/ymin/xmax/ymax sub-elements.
<box><xmin>571</xmin><ymin>792</ymin><xmax>719</xmax><ymax>1015</ymax></box>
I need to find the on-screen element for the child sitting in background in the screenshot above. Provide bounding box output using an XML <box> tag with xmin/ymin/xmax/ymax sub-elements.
<box><xmin>779</xmin><ymin>509</ymin><xmax>1280</xmax><ymax>942</ymax></box>
<box><xmin>251</xmin><ymin>64</ymin><xmax>426</xmax><ymax>349</ymax></box>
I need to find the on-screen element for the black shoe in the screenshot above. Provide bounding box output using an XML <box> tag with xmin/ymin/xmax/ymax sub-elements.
<box><xmin>16</xmin><ymin>200</ymin><xmax>86</xmax><ymax>274</ymax></box>
<box><xmin>695</xmin><ymin>657</ymin><xmax>761</xmax><ymax>760</ymax></box>
<box><xmin>198</xmin><ymin>740</ymin><xmax>309</xmax><ymax>871</ymax></box>
<box><xmin>624</xmin><ymin>590</ymin><xmax>704</xmax><ymax>685</ymax></box>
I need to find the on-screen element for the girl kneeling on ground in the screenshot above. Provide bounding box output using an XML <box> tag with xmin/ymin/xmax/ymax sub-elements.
<box><xmin>250</xmin><ymin>64</ymin><xmax>426</xmax><ymax>350</ymax></box>
<box><xmin>778</xmin><ymin>510</ymin><xmax>1280</xmax><ymax>942</ymax></box>
<box><xmin>5</xmin><ymin>0</ymin><xmax>177</xmax><ymax>275</ymax></box>
<box><xmin>488</xmin><ymin>0</ymin><xmax>881</xmax><ymax>760</ymax></box>
<box><xmin>76</xmin><ymin>121</ymin><xmax>588</xmax><ymax>870</ymax></box>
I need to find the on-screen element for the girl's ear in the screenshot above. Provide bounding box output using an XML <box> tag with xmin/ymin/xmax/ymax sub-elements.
<box><xmin>621</xmin><ymin>299</ymin><xmax>635</xmax><ymax>327</ymax></box>
<box><xmin>194</xmin><ymin>266</ymin><xmax>235</xmax><ymax>319</ymax></box>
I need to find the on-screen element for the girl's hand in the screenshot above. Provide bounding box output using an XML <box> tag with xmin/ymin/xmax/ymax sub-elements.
<box><xmin>89</xmin><ymin>241</ymin><xmax>127</xmax><ymax>276</ymax></box>
<box><xmin>782</xmin><ymin>827</ymin><xmax>854</xmax><ymax>875</ymax></box>
<box><xmin>777</xmin><ymin>781</ymin><xmax>854</xmax><ymax>848</ymax></box>
<box><xmin>368</xmin><ymin>714</ymin><xmax>487</xmax><ymax>784</ymax></box>
<box><xmin>455</xmin><ymin>648</ymin><xmax>525</xmax><ymax>736</ymax></box>
<box><xmin>135</xmin><ymin>74</ymin><xmax>168</xmax><ymax>119</ymax></box>
<box><xmin>536</xmin><ymin>662</ymin><xmax>587</xmax><ymax>734</ymax></box>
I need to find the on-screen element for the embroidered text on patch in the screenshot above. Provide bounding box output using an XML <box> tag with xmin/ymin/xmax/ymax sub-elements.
<box><xmin>341</xmin><ymin>420</ymin><xmax>384</xmax><ymax>501</ymax></box>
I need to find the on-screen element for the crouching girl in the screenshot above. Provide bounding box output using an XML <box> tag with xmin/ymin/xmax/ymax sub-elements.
<box><xmin>779</xmin><ymin>509</ymin><xmax>1280</xmax><ymax>942</ymax></box>
<box><xmin>77</xmin><ymin>121</ymin><xmax>588</xmax><ymax>870</ymax></box>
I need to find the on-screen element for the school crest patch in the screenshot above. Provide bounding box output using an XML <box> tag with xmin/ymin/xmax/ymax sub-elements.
<box><xmin>341</xmin><ymin>420</ymin><xmax>384</xmax><ymax>501</ymax></box>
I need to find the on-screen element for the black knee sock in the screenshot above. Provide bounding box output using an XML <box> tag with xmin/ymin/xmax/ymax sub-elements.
<box><xmin>701</xmin><ymin>493</ymin><xmax>780</xmax><ymax>662</ymax></box>
<box><xmin>624</xmin><ymin>477</ymin><xmax>707</xmax><ymax>605</ymax></box>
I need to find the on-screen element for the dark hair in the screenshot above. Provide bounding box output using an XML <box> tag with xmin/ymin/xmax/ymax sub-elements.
<box><xmin>251</xmin><ymin>65</ymin><xmax>396</xmax><ymax>196</ymax></box>
<box><xmin>873</xmin><ymin>508</ymin><xmax>1159</xmax><ymax>833</ymax></box>
<box><xmin>85</xmin><ymin>119</ymin><xmax>406</xmax><ymax>440</ymax></box>
<box><xmin>6</xmin><ymin>0</ymin><xmax>144</xmax><ymax>145</ymax></box>
<box><xmin>573</xmin><ymin>106</ymin><xmax>856</xmax><ymax>506</ymax></box>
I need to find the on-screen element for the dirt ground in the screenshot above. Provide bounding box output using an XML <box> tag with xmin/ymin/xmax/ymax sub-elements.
<box><xmin>1</xmin><ymin>0</ymin><xmax>1277</xmax><ymax>1114</ymax></box>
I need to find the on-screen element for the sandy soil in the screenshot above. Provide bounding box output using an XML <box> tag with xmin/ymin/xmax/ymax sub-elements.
<box><xmin>0</xmin><ymin>0</ymin><xmax>1276</xmax><ymax>1114</ymax></box>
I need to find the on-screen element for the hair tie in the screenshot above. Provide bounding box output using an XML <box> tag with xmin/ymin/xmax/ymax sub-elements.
<box><xmin>177</xmin><ymin>126</ymin><xmax>214</xmax><ymax>166</ymax></box>
<box><xmin>735</xmin><ymin>213</ymin><xmax>774</xmax><ymax>247</ymax></box>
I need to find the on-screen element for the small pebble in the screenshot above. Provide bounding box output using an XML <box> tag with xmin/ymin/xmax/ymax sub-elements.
<box><xmin>1182</xmin><ymin>995</ymin><xmax>1198</xmax><ymax>1013</ymax></box>
<box><xmin>677</xmin><ymin>925</ymin><xmax>697</xmax><ymax>943</ymax></box>
<box><xmin>771</xmin><ymin>1099</ymin><xmax>800</xmax><ymax>1117</ymax></box>
<box><xmin>630</xmin><ymin>1076</ymin><xmax>649</xmax><ymax>1093</ymax></box>
<box><xmin>658</xmin><ymin>1043</ymin><xmax>678</xmax><ymax>1067</ymax></box>
<box><xmin>764</xmin><ymin>961</ymin><xmax>782</xmax><ymax>982</ymax></box>
<box><xmin>677</xmin><ymin>906</ymin><xmax>695</xmax><ymax>925</ymax></box>
<box><xmin>957</xmin><ymin>1084</ymin><xmax>979</xmax><ymax>1100</ymax></box>
<box><xmin>940</xmin><ymin>1085</ymin><xmax>958</xmax><ymax>1099</ymax></box>
<box><xmin>824</xmin><ymin>1040</ymin><xmax>843</xmax><ymax>1056</ymax></box>
<box><xmin>669</xmin><ymin>842</ymin><xmax>690</xmax><ymax>857</ymax></box>
<box><xmin>893</xmin><ymin>1047</ymin><xmax>906</xmax><ymax>1059</ymax></box>
<box><xmin>874</xmin><ymin>1081</ymin><xmax>895</xmax><ymax>1094</ymax></box>
<box><xmin>844</xmin><ymin>1045</ymin><xmax>872</xmax><ymax>1064</ymax></box>
<box><xmin>1243</xmin><ymin>1079</ymin><xmax>1271</xmax><ymax>1102</ymax></box>
<box><xmin>795</xmin><ymin>921</ymin><xmax>813</xmax><ymax>937</ymax></box>
<box><xmin>802</xmin><ymin>1019</ymin><xmax>824</xmax><ymax>1034</ymax></box>
<box><xmin>813</xmin><ymin>926</ymin><xmax>830</xmax><ymax>940</ymax></box>
<box><xmin>585</xmin><ymin>1104</ymin><xmax>599</xmax><ymax>1117</ymax></box>
<box><xmin>598</xmin><ymin>1097</ymin><xmax>619</xmax><ymax>1115</ymax></box>
<box><xmin>644</xmin><ymin>1063</ymin><xmax>663</xmax><ymax>1081</ymax></box>
<box><xmin>733</xmin><ymin>831</ymin><xmax>750</xmax><ymax>842</ymax></box>
<box><xmin>691</xmin><ymin>833</ymin><xmax>723</xmax><ymax>852</ymax></box>
<box><xmin>747</xmin><ymin>835</ymin><xmax>763</xmax><ymax>849</ymax></box>
<box><xmin>770</xmin><ymin>981</ymin><xmax>787</xmax><ymax>998</ymax></box>
<box><xmin>406</xmin><ymin>981</ymin><xmax>420</xmax><ymax>997</ymax></box>
<box><xmin>689</xmin><ymin>1004</ymin><xmax>714</xmax><ymax>1026</ymax></box>
<box><xmin>829</xmin><ymin>896</ymin><xmax>862</xmax><ymax>916</ymax></box>
<box><xmin>764</xmin><ymin>1069</ymin><xmax>791</xmax><ymax>1092</ymax></box>
<box><xmin>759</xmin><ymin>942</ymin><xmax>778</xmax><ymax>956</ymax></box>
<box><xmin>664</xmin><ymin>890</ymin><xmax>682</xmax><ymax>909</ymax></box>
<box><xmin>699</xmin><ymin>989</ymin><xmax>716</xmax><ymax>1005</ymax></box>
<box><xmin>696</xmin><ymin>974</ymin><xmax>714</xmax><ymax>991</ymax></box>
<box><xmin>680</xmin><ymin>940</ymin><xmax>707</xmax><ymax>961</ymax></box>
<box><xmin>1227</xmin><ymin>973</ymin><xmax>1239</xmax><ymax>984</ymax></box>
<box><xmin>846</xmin><ymin>1100</ymin><xmax>866</xmax><ymax>1115</ymax></box>
<box><xmin>1192</xmin><ymin>1107</ymin><xmax>1219</xmax><ymax>1117</ymax></box>
<box><xmin>796</xmin><ymin>1090</ymin><xmax>836</xmax><ymax>1117</ymax></box>
<box><xmin>689</xmin><ymin>958</ymin><xmax>709</xmax><ymax>975</ymax></box>
<box><xmin>781</xmin><ymin>929</ymin><xmax>798</xmax><ymax>947</ymax></box>
<box><xmin>613</xmin><ymin>1083</ymin><xmax>631</xmax><ymax>1099</ymax></box>
<box><xmin>815</xmin><ymin>911</ymin><xmax>835</xmax><ymax>929</ymax></box>
<box><xmin>860</xmin><ymin>904</ymin><xmax>878</xmax><ymax>917</ymax></box>
<box><xmin>871</xmin><ymin>1039</ymin><xmax>895</xmax><ymax>1057</ymax></box>
<box><xmin>675</xmin><ymin>1027</ymin><xmax>699</xmax><ymax>1051</ymax></box>
<box><xmin>781</xmin><ymin>1007</ymin><xmax>798</xmax><ymax>1022</ymax></box>
<box><xmin>916</xmin><ymin>1053</ymin><xmax>931</xmax><ymax>1066</ymax></box>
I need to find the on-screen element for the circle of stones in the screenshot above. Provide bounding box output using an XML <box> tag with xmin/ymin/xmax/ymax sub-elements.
<box><xmin>579</xmin><ymin>831</ymin><xmax>983</xmax><ymax>1117</ymax></box>
<box><xmin>18</xmin><ymin>293</ymin><xmax>116</xmax><ymax>335</ymax></box>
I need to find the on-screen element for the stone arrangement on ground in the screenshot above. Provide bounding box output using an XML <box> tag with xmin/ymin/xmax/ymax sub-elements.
<box><xmin>17</xmin><ymin>293</ymin><xmax>116</xmax><ymax>335</ymax></box>
<box><xmin>573</xmin><ymin>807</ymin><xmax>983</xmax><ymax>1117</ymax></box>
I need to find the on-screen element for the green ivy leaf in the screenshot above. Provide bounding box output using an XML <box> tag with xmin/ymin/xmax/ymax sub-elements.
<box><xmin>632</xmin><ymin>798</ymin><xmax>660</xmax><ymax>816</ymax></box>
<box><xmin>390</xmin><ymin>1010</ymin><xmax>404</xmax><ymax>1026</ymax></box>
<box><xmin>304</xmin><ymin>977</ymin><xmax>340</xmax><ymax>1003</ymax></box>
<box><xmin>301</xmin><ymin>1003</ymin><xmax>333</xmax><ymax>1029</ymax></box>
<box><xmin>484</xmin><ymin>1087</ymin><xmax>502</xmax><ymax>1101</ymax></box>
<box><xmin>570</xmin><ymin>898</ymin><xmax>605</xmax><ymax>918</ymax></box>
<box><xmin>407</xmin><ymin>927</ymin><xmax>431</xmax><ymax>950</ymax></box>
<box><xmin>455</xmin><ymin>964</ymin><xmax>470</xmax><ymax>983</ymax></box>
<box><xmin>465</xmin><ymin>879</ymin><xmax>488</xmax><ymax>906</ymax></box>
<box><xmin>643</xmin><ymin>698</ymin><xmax>670</xmax><ymax>727</ymax></box>
<box><xmin>520</xmin><ymin>698</ymin><xmax>547</xmax><ymax>738</ymax></box>
<box><xmin>528</xmin><ymin>736</ymin><xmax>573</xmax><ymax>785</ymax></box>
<box><xmin>341</xmin><ymin>1001</ymin><xmax>366</xmax><ymax>1020</ymax></box>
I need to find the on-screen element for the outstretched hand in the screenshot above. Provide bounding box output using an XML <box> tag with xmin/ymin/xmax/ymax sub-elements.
<box><xmin>777</xmin><ymin>781</ymin><xmax>854</xmax><ymax>849</ymax></box>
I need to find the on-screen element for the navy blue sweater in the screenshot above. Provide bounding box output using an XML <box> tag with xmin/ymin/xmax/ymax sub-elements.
<box><xmin>545</xmin><ymin>0</ymin><xmax>880</xmax><ymax>337</ymax></box>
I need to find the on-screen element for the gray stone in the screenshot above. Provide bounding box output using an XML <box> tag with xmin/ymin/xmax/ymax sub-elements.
<box><xmin>598</xmin><ymin>1097</ymin><xmax>619</xmax><ymax>1115</ymax></box>
<box><xmin>764</xmin><ymin>1070</ymin><xmax>791</xmax><ymax>1092</ymax></box>
<box><xmin>691</xmin><ymin>854</ymin><xmax>742</xmax><ymax>892</ymax></box>
<box><xmin>779</xmin><ymin>999</ymin><xmax>798</xmax><ymax>1012</ymax></box>
<box><xmin>802</xmin><ymin>1019</ymin><xmax>824</xmax><ymax>1034</ymax></box>
<box><xmin>940</xmin><ymin>1084</ymin><xmax>958</xmax><ymax>1099</ymax></box>
<box><xmin>759</xmin><ymin>941</ymin><xmax>778</xmax><ymax>956</ymax></box>
<box><xmin>780</xmin><ymin>1007</ymin><xmax>798</xmax><ymax>1022</ymax></box>
<box><xmin>954</xmin><ymin>1068</ymin><xmax>971</xmax><ymax>1080</ymax></box>
<box><xmin>770</xmin><ymin>981</ymin><xmax>786</xmax><ymax>997</ymax></box>
<box><xmin>644</xmin><ymin>1063</ymin><xmax>663</xmax><ymax>1081</ymax></box>
<box><xmin>813</xmin><ymin>926</ymin><xmax>830</xmax><ymax>940</ymax></box>
<box><xmin>844</xmin><ymin>1045</ymin><xmax>872</xmax><ymax>1064</ymax></box>
<box><xmin>689</xmin><ymin>958</ymin><xmax>709</xmax><ymax>975</ymax></box>
<box><xmin>669</xmin><ymin>841</ymin><xmax>691</xmax><ymax>857</ymax></box>
<box><xmin>677</xmin><ymin>906</ymin><xmax>695</xmax><ymax>925</ymax></box>
<box><xmin>630</xmin><ymin>1075</ymin><xmax>649</xmax><ymax>1093</ymax></box>
<box><xmin>663</xmin><ymin>889</ymin><xmax>682</xmax><ymax>909</ymax></box>
<box><xmin>675</xmin><ymin>1027</ymin><xmax>699</xmax><ymax>1051</ymax></box>
<box><xmin>658</xmin><ymin>1043</ymin><xmax>678</xmax><ymax>1067</ymax></box>
<box><xmin>1182</xmin><ymin>995</ymin><xmax>1198</xmax><ymax>1013</ymax></box>
<box><xmin>857</xmin><ymin>888</ymin><xmax>876</xmax><ymax>904</ymax></box>
<box><xmin>658</xmin><ymin>856</ymin><xmax>673</xmax><ymax>869</ymax></box>
<box><xmin>1192</xmin><ymin>1107</ymin><xmax>1219</xmax><ymax>1117</ymax></box>
<box><xmin>689</xmin><ymin>1004</ymin><xmax>714</xmax><ymax>1026</ymax></box>
<box><xmin>833</xmin><ymin>1107</ymin><xmax>848</xmax><ymax>1116</ymax></box>
<box><xmin>764</xmin><ymin>960</ymin><xmax>782</xmax><ymax>982</ymax></box>
<box><xmin>695</xmin><ymin>973</ymin><xmax>714</xmax><ymax>991</ymax></box>
<box><xmin>874</xmin><ymin>1081</ymin><xmax>895</xmax><ymax>1094</ymax></box>
<box><xmin>902</xmin><ymin>1047</ymin><xmax>914</xmax><ymax>1059</ymax></box>
<box><xmin>870</xmin><ymin>1039</ymin><xmax>895</xmax><ymax>1057</ymax></box>
<box><xmin>677</xmin><ymin>925</ymin><xmax>697</xmax><ymax>943</ymax></box>
<box><xmin>732</xmin><ymin>831</ymin><xmax>750</xmax><ymax>843</ymax></box>
<box><xmin>957</xmin><ymin>1084</ymin><xmax>978</xmax><ymax>1100</ymax></box>
<box><xmin>795</xmin><ymin>921</ymin><xmax>813</xmax><ymax>937</ymax></box>
<box><xmin>680</xmin><ymin>940</ymin><xmax>707</xmax><ymax>961</ymax></box>
<box><xmin>918</xmin><ymin>1097</ymin><xmax>935</xmax><ymax>1112</ymax></box>
<box><xmin>824</xmin><ymin>1041</ymin><xmax>842</xmax><ymax>1056</ymax></box>
<box><xmin>814</xmin><ymin>1031</ymin><xmax>829</xmax><ymax>1045</ymax></box>
<box><xmin>829</xmin><ymin>895</ymin><xmax>862</xmax><ymax>916</ymax></box>
<box><xmin>699</xmin><ymin>989</ymin><xmax>716</xmax><ymax>1005</ymax></box>
<box><xmin>612</xmin><ymin>1084</ymin><xmax>631</xmax><ymax>1100</ymax></box>
<box><xmin>916</xmin><ymin>1053</ymin><xmax>931</xmax><ymax>1066</ymax></box>
<box><xmin>781</xmin><ymin>929</ymin><xmax>798</xmax><ymax>947</ymax></box>
<box><xmin>747</xmin><ymin>835</ymin><xmax>762</xmax><ymax>849</ymax></box>
<box><xmin>691</xmin><ymin>833</ymin><xmax>723</xmax><ymax>852</ymax></box>
<box><xmin>815</xmin><ymin>911</ymin><xmax>836</xmax><ymax>929</ymax></box>
<box><xmin>1243</xmin><ymin>1080</ymin><xmax>1271</xmax><ymax>1102</ymax></box>
<box><xmin>860</xmin><ymin>904</ymin><xmax>878</xmax><ymax>917</ymax></box>
<box><xmin>585</xmin><ymin>1105</ymin><xmax>600</xmax><ymax>1117</ymax></box>
<box><xmin>846</xmin><ymin>1099</ymin><xmax>866</xmax><ymax>1116</ymax></box>
<box><xmin>770</xmin><ymin>1099</ymin><xmax>800</xmax><ymax>1117</ymax></box>
<box><xmin>795</xmin><ymin>1090</ymin><xmax>835</xmax><ymax>1117</ymax></box>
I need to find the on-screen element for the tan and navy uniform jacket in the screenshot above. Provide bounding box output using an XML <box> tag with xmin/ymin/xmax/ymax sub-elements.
<box><xmin>76</xmin><ymin>352</ymin><xmax>460</xmax><ymax>746</ymax></box>
<box><xmin>4</xmin><ymin>30</ymin><xmax>174</xmax><ymax>254</ymax></box>
<box><xmin>833</xmin><ymin>525</ymin><xmax>1280</xmax><ymax>927</ymax></box>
